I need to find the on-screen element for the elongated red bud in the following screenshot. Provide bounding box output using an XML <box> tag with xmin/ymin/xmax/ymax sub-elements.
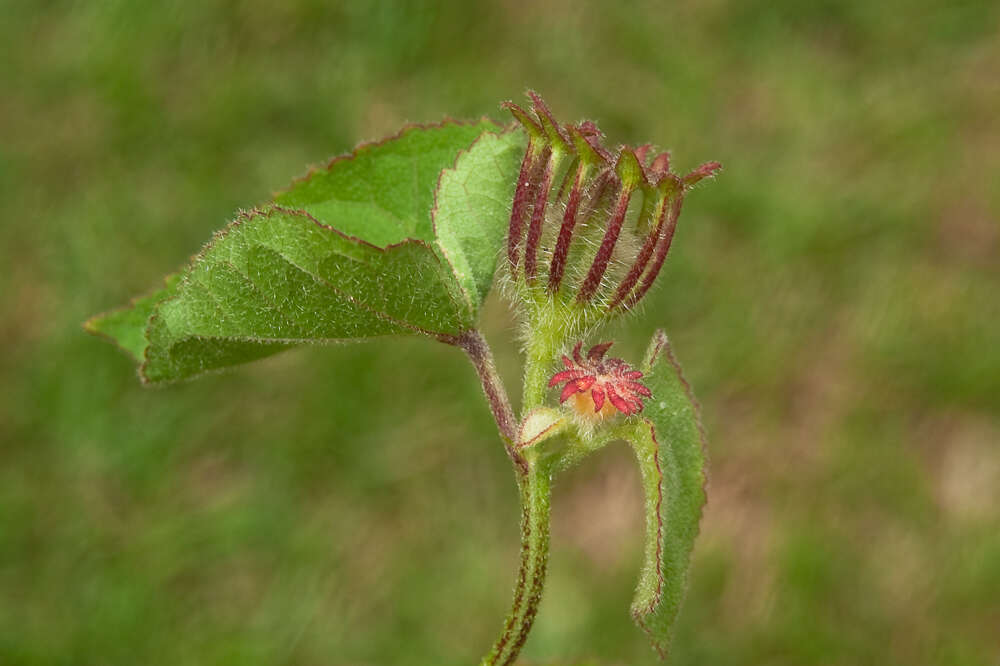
<box><xmin>507</xmin><ymin>145</ymin><xmax>551</xmax><ymax>270</ymax></box>
<box><xmin>627</xmin><ymin>190</ymin><xmax>686</xmax><ymax>308</ymax></box>
<box><xmin>524</xmin><ymin>153</ymin><xmax>555</xmax><ymax>281</ymax></box>
<box><xmin>577</xmin><ymin>149</ymin><xmax>644</xmax><ymax>303</ymax></box>
<box><xmin>547</xmin><ymin>163</ymin><xmax>586</xmax><ymax>292</ymax></box>
<box><xmin>503</xmin><ymin>91</ymin><xmax>718</xmax><ymax>317</ymax></box>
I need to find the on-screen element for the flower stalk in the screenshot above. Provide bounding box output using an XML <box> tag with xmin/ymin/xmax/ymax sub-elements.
<box><xmin>481</xmin><ymin>457</ymin><xmax>552</xmax><ymax>666</ymax></box>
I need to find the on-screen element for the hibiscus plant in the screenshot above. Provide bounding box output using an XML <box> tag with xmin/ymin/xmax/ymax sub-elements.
<box><xmin>86</xmin><ymin>92</ymin><xmax>720</xmax><ymax>664</ymax></box>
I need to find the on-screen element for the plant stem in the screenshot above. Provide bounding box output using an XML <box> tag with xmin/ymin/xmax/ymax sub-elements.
<box><xmin>522</xmin><ymin>337</ymin><xmax>551</xmax><ymax>412</ymax></box>
<box><xmin>480</xmin><ymin>458</ymin><xmax>552</xmax><ymax>666</ymax></box>
<box><xmin>519</xmin><ymin>299</ymin><xmax>596</xmax><ymax>412</ymax></box>
<box><xmin>457</xmin><ymin>329</ymin><xmax>525</xmax><ymax>472</ymax></box>
<box><xmin>521</xmin><ymin>311</ymin><xmax>564</xmax><ymax>411</ymax></box>
<box><xmin>458</xmin><ymin>323</ymin><xmax>562</xmax><ymax>664</ymax></box>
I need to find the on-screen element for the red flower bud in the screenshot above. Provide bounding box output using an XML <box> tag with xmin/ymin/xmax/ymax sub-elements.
<box><xmin>503</xmin><ymin>92</ymin><xmax>720</xmax><ymax>314</ymax></box>
<box><xmin>548</xmin><ymin>341</ymin><xmax>652</xmax><ymax>420</ymax></box>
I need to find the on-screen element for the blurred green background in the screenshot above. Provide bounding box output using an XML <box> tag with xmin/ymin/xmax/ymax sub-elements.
<box><xmin>3</xmin><ymin>1</ymin><xmax>999</xmax><ymax>664</ymax></box>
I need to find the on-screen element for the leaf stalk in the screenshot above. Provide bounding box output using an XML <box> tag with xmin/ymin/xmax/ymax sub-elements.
<box><xmin>456</xmin><ymin>329</ymin><xmax>525</xmax><ymax>473</ymax></box>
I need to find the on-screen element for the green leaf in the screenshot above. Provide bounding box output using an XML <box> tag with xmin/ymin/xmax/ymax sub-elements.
<box><xmin>87</xmin><ymin>120</ymin><xmax>528</xmax><ymax>382</ymax></box>
<box><xmin>84</xmin><ymin>273</ymin><xmax>182</xmax><ymax>363</ymax></box>
<box><xmin>274</xmin><ymin>119</ymin><xmax>503</xmax><ymax>247</ymax></box>
<box><xmin>433</xmin><ymin>128</ymin><xmax>528</xmax><ymax>312</ymax></box>
<box><xmin>140</xmin><ymin>207</ymin><xmax>471</xmax><ymax>383</ymax></box>
<box><xmin>618</xmin><ymin>331</ymin><xmax>707</xmax><ymax>659</ymax></box>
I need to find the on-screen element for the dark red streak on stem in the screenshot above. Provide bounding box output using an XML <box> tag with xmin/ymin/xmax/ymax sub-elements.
<box><xmin>509</xmin><ymin>546</ymin><xmax>548</xmax><ymax>660</ymax></box>
<box><xmin>631</xmin><ymin>421</ymin><xmax>668</xmax><ymax>660</ymax></box>
<box><xmin>487</xmin><ymin>503</ymin><xmax>531</xmax><ymax>664</ymax></box>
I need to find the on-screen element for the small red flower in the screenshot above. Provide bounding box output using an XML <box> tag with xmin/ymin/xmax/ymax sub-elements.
<box><xmin>548</xmin><ymin>341</ymin><xmax>651</xmax><ymax>419</ymax></box>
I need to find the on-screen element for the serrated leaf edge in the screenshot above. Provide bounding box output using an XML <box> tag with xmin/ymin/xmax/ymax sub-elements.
<box><xmin>429</xmin><ymin>124</ymin><xmax>522</xmax><ymax>316</ymax></box>
<box><xmin>274</xmin><ymin>117</ymin><xmax>505</xmax><ymax>199</ymax></box>
<box><xmin>136</xmin><ymin>205</ymin><xmax>477</xmax><ymax>384</ymax></box>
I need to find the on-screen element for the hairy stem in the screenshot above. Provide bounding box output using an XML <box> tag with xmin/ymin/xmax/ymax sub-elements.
<box><xmin>480</xmin><ymin>459</ymin><xmax>552</xmax><ymax>666</ymax></box>
<box><xmin>522</xmin><ymin>334</ymin><xmax>553</xmax><ymax>412</ymax></box>
<box><xmin>456</xmin><ymin>329</ymin><xmax>524</xmax><ymax>472</ymax></box>
<box><xmin>464</xmin><ymin>318</ymin><xmax>565</xmax><ymax>664</ymax></box>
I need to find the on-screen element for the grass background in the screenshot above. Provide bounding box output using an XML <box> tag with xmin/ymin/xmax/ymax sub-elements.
<box><xmin>2</xmin><ymin>1</ymin><xmax>999</xmax><ymax>664</ymax></box>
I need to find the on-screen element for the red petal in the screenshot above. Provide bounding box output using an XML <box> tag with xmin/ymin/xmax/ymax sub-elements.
<box><xmin>549</xmin><ymin>369</ymin><xmax>587</xmax><ymax>386</ymax></box>
<box><xmin>591</xmin><ymin>387</ymin><xmax>606</xmax><ymax>412</ymax></box>
<box><xmin>560</xmin><ymin>382</ymin><xmax>581</xmax><ymax>403</ymax></box>
<box><xmin>562</xmin><ymin>355</ymin><xmax>575</xmax><ymax>369</ymax></box>
<box><xmin>587</xmin><ymin>341</ymin><xmax>614</xmax><ymax>362</ymax></box>
<box><xmin>625</xmin><ymin>370</ymin><xmax>643</xmax><ymax>379</ymax></box>
<box><xmin>626</xmin><ymin>381</ymin><xmax>652</xmax><ymax>397</ymax></box>
<box><xmin>607</xmin><ymin>386</ymin><xmax>632</xmax><ymax>415</ymax></box>
<box><xmin>575</xmin><ymin>376</ymin><xmax>597</xmax><ymax>392</ymax></box>
<box><xmin>572</xmin><ymin>341</ymin><xmax>584</xmax><ymax>365</ymax></box>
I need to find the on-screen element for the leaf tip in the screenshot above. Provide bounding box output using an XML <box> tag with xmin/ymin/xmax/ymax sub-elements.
<box><xmin>81</xmin><ymin>314</ymin><xmax>102</xmax><ymax>336</ymax></box>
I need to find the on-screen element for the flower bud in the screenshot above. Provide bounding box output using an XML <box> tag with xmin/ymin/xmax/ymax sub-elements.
<box><xmin>548</xmin><ymin>341</ymin><xmax>651</xmax><ymax>421</ymax></box>
<box><xmin>503</xmin><ymin>92</ymin><xmax>720</xmax><ymax>317</ymax></box>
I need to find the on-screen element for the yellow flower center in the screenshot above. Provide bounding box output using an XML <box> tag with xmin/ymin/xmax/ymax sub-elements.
<box><xmin>570</xmin><ymin>389</ymin><xmax>617</xmax><ymax>422</ymax></box>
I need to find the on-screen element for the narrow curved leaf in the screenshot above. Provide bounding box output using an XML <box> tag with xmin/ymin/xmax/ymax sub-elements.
<box><xmin>619</xmin><ymin>330</ymin><xmax>707</xmax><ymax>659</ymax></box>
<box><xmin>87</xmin><ymin>120</ymin><xmax>528</xmax><ymax>382</ymax></box>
